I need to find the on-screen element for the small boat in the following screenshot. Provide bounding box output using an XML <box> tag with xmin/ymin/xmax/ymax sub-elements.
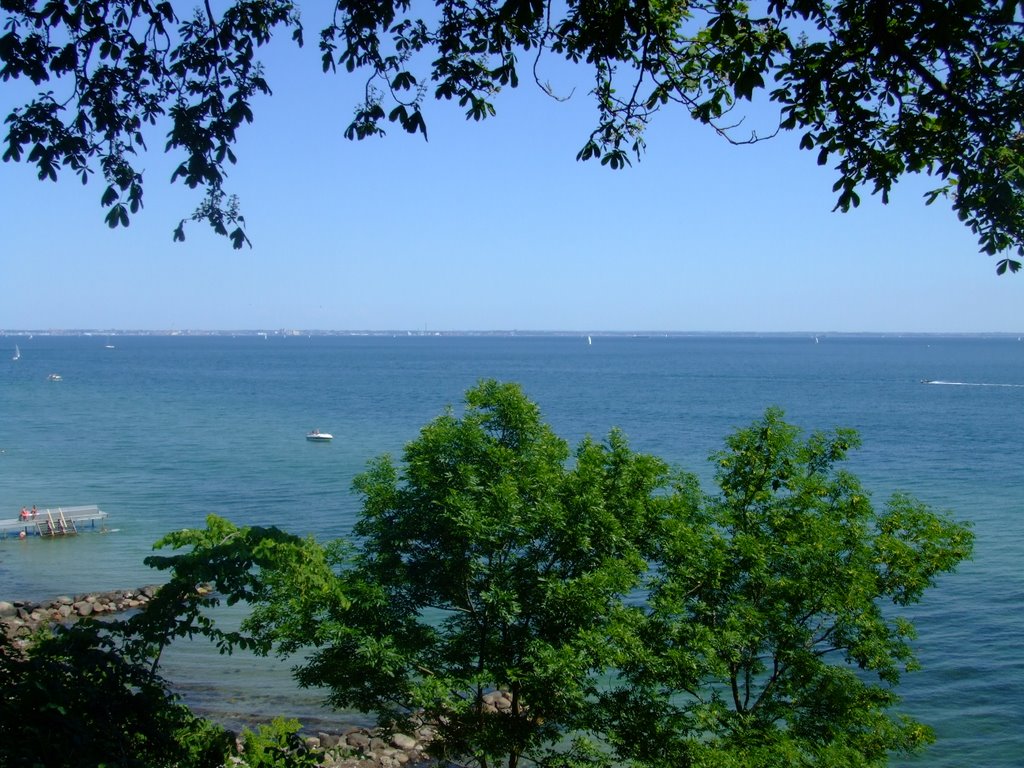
<box><xmin>47</xmin><ymin>373</ymin><xmax>62</xmax><ymax>381</ymax></box>
<box><xmin>12</xmin><ymin>344</ymin><xmax>20</xmax><ymax>361</ymax></box>
<box><xmin>306</xmin><ymin>430</ymin><xmax>333</xmax><ymax>442</ymax></box>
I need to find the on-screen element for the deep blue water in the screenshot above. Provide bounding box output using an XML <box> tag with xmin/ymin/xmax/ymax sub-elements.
<box><xmin>1</xmin><ymin>334</ymin><xmax>1022</xmax><ymax>764</ymax></box>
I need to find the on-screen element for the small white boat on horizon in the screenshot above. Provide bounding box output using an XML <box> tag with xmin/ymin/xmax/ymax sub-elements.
<box><xmin>306</xmin><ymin>429</ymin><xmax>333</xmax><ymax>442</ymax></box>
<box><xmin>12</xmin><ymin>344</ymin><xmax>20</xmax><ymax>361</ymax></box>
<box><xmin>47</xmin><ymin>373</ymin><xmax>62</xmax><ymax>381</ymax></box>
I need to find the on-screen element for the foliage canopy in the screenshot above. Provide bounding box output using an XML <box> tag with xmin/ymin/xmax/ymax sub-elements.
<box><xmin>149</xmin><ymin>379</ymin><xmax>676</xmax><ymax>768</ymax></box>
<box><xmin>1</xmin><ymin>1</ymin><xmax>1022</xmax><ymax>271</ymax></box>
<box><xmin>0</xmin><ymin>623</ymin><xmax>234</xmax><ymax>768</ymax></box>
<box><xmin>601</xmin><ymin>408</ymin><xmax>974</xmax><ymax>768</ymax></box>
<box><xmin>129</xmin><ymin>381</ymin><xmax>973</xmax><ymax>768</ymax></box>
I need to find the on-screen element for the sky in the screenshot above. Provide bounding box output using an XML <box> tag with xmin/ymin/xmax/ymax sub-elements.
<box><xmin>0</xmin><ymin>24</ymin><xmax>1020</xmax><ymax>333</ymax></box>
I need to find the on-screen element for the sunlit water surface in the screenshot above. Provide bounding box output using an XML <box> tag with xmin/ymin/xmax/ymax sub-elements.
<box><xmin>1</xmin><ymin>335</ymin><xmax>1021</xmax><ymax>764</ymax></box>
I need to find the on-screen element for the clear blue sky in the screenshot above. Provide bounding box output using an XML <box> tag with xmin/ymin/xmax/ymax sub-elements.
<box><xmin>0</xmin><ymin>31</ymin><xmax>1019</xmax><ymax>333</ymax></box>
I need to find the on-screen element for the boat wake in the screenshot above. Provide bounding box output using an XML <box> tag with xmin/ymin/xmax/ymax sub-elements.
<box><xmin>921</xmin><ymin>380</ymin><xmax>1024</xmax><ymax>388</ymax></box>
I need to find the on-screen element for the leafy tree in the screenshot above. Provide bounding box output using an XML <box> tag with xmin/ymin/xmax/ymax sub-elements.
<box><xmin>2</xmin><ymin>386</ymin><xmax>972</xmax><ymax>766</ymax></box>
<box><xmin>0</xmin><ymin>623</ymin><xmax>233</xmax><ymax>768</ymax></box>
<box><xmin>150</xmin><ymin>379</ymin><xmax>675</xmax><ymax>768</ymax></box>
<box><xmin>0</xmin><ymin>537</ymin><xmax>339</xmax><ymax>768</ymax></box>
<box><xmin>134</xmin><ymin>512</ymin><xmax>349</xmax><ymax>666</ymax></box>
<box><xmin>600</xmin><ymin>408</ymin><xmax>975</xmax><ymax>768</ymax></box>
<box><xmin>140</xmin><ymin>385</ymin><xmax>973</xmax><ymax>768</ymax></box>
<box><xmin>1</xmin><ymin>1</ymin><xmax>1022</xmax><ymax>271</ymax></box>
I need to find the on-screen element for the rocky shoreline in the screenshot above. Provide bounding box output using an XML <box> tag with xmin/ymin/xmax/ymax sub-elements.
<box><xmin>0</xmin><ymin>585</ymin><xmax>162</xmax><ymax>643</ymax></box>
<box><xmin>0</xmin><ymin>587</ymin><xmax>524</xmax><ymax>767</ymax></box>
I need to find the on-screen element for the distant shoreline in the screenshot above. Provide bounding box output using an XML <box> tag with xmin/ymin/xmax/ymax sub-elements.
<box><xmin>3</xmin><ymin>330</ymin><xmax>1023</xmax><ymax>339</ymax></box>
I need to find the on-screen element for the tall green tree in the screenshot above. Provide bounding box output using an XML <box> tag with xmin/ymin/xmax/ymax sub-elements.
<box><xmin>1</xmin><ymin>1</ymin><xmax>1022</xmax><ymax>271</ymax></box>
<box><xmin>150</xmin><ymin>379</ymin><xmax>675</xmax><ymax>768</ymax></box>
<box><xmin>141</xmin><ymin>386</ymin><xmax>973</xmax><ymax>768</ymax></box>
<box><xmin>601</xmin><ymin>408</ymin><xmax>974</xmax><ymax>768</ymax></box>
<box><xmin>2</xmin><ymin>387</ymin><xmax>972</xmax><ymax>766</ymax></box>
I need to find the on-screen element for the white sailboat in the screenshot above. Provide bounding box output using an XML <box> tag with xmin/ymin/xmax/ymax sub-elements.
<box><xmin>12</xmin><ymin>344</ymin><xmax>20</xmax><ymax>361</ymax></box>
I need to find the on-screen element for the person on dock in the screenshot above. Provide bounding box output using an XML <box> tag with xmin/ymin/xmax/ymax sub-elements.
<box><xmin>31</xmin><ymin>505</ymin><xmax>37</xmax><ymax>518</ymax></box>
<box><xmin>19</xmin><ymin>507</ymin><xmax>29</xmax><ymax>520</ymax></box>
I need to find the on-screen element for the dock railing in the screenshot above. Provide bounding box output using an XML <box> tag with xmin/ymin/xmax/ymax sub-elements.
<box><xmin>0</xmin><ymin>505</ymin><xmax>107</xmax><ymax>539</ymax></box>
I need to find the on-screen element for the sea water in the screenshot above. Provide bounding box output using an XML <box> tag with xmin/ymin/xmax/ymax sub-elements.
<box><xmin>1</xmin><ymin>334</ymin><xmax>1021</xmax><ymax>764</ymax></box>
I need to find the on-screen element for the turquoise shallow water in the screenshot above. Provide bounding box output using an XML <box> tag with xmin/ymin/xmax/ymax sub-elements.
<box><xmin>1</xmin><ymin>334</ymin><xmax>1022</xmax><ymax>763</ymax></box>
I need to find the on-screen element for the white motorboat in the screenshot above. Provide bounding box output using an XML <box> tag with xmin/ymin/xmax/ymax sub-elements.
<box><xmin>47</xmin><ymin>373</ymin><xmax>62</xmax><ymax>381</ymax></box>
<box><xmin>306</xmin><ymin>430</ymin><xmax>333</xmax><ymax>442</ymax></box>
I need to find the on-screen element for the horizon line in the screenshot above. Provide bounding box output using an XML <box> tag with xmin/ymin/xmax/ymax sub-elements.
<box><xmin>2</xmin><ymin>329</ymin><xmax>1022</xmax><ymax>338</ymax></box>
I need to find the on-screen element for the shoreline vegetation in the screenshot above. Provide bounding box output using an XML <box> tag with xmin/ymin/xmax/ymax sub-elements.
<box><xmin>0</xmin><ymin>587</ymin><xmax>437</xmax><ymax>768</ymax></box>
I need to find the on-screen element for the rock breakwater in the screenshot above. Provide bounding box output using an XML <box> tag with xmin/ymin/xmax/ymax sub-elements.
<box><xmin>299</xmin><ymin>723</ymin><xmax>437</xmax><ymax>768</ymax></box>
<box><xmin>2</xmin><ymin>588</ymin><xmax>527</xmax><ymax>768</ymax></box>
<box><xmin>0</xmin><ymin>585</ymin><xmax>161</xmax><ymax>644</ymax></box>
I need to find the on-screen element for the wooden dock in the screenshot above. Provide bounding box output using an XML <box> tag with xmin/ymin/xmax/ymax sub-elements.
<box><xmin>0</xmin><ymin>505</ymin><xmax>109</xmax><ymax>539</ymax></box>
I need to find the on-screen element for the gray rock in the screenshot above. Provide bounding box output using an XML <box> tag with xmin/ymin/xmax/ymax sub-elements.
<box><xmin>0</xmin><ymin>601</ymin><xmax>17</xmax><ymax>617</ymax></box>
<box><xmin>73</xmin><ymin>601</ymin><xmax>93</xmax><ymax>617</ymax></box>
<box><xmin>319</xmin><ymin>732</ymin><xmax>342</xmax><ymax>748</ymax></box>
<box><xmin>390</xmin><ymin>734</ymin><xmax>417</xmax><ymax>751</ymax></box>
<box><xmin>346</xmin><ymin>732</ymin><xmax>371</xmax><ymax>750</ymax></box>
